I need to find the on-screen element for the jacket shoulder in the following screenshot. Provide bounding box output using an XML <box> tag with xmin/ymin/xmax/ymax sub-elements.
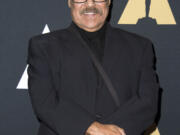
<box><xmin>111</xmin><ymin>25</ymin><xmax>153</xmax><ymax>50</ymax></box>
<box><xmin>28</xmin><ymin>27</ymin><xmax>71</xmax><ymax>53</ymax></box>
<box><xmin>29</xmin><ymin>27</ymin><xmax>69</xmax><ymax>43</ymax></box>
<box><xmin>110</xmin><ymin>25</ymin><xmax>155</xmax><ymax>69</ymax></box>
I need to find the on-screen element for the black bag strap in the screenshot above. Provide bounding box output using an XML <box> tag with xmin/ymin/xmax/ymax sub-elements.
<box><xmin>68</xmin><ymin>26</ymin><xmax>120</xmax><ymax>107</ymax></box>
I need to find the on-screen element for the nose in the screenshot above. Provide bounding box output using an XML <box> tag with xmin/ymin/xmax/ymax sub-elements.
<box><xmin>85</xmin><ymin>0</ymin><xmax>95</xmax><ymax>6</ymax></box>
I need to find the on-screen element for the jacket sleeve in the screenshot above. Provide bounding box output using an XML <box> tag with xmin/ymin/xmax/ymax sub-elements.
<box><xmin>98</xmin><ymin>40</ymin><xmax>160</xmax><ymax>135</ymax></box>
<box><xmin>27</xmin><ymin>37</ymin><xmax>96</xmax><ymax>135</ymax></box>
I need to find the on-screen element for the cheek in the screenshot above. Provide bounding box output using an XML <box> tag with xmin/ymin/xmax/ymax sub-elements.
<box><xmin>103</xmin><ymin>9</ymin><xmax>109</xmax><ymax>18</ymax></box>
<box><xmin>71</xmin><ymin>10</ymin><xmax>80</xmax><ymax>20</ymax></box>
<box><xmin>98</xmin><ymin>10</ymin><xmax>108</xmax><ymax>20</ymax></box>
<box><xmin>98</xmin><ymin>6</ymin><xmax>109</xmax><ymax>16</ymax></box>
<box><xmin>72</xmin><ymin>7</ymin><xmax>83</xmax><ymax>18</ymax></box>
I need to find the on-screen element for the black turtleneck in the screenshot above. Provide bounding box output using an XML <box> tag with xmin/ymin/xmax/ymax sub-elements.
<box><xmin>71</xmin><ymin>21</ymin><xmax>116</xmax><ymax>119</ymax></box>
<box><xmin>71</xmin><ymin>21</ymin><xmax>107</xmax><ymax>63</ymax></box>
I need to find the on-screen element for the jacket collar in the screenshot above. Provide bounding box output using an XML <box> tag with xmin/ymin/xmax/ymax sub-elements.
<box><xmin>69</xmin><ymin>21</ymin><xmax>108</xmax><ymax>41</ymax></box>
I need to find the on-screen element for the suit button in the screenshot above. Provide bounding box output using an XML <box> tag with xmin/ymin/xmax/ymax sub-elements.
<box><xmin>95</xmin><ymin>114</ymin><xmax>102</xmax><ymax>119</ymax></box>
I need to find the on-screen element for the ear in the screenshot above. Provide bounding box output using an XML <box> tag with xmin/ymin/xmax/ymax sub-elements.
<box><xmin>107</xmin><ymin>0</ymin><xmax>111</xmax><ymax>6</ymax></box>
<box><xmin>68</xmin><ymin>0</ymin><xmax>71</xmax><ymax>8</ymax></box>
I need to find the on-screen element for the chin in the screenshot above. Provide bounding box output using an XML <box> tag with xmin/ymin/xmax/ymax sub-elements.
<box><xmin>84</xmin><ymin>22</ymin><xmax>101</xmax><ymax>28</ymax></box>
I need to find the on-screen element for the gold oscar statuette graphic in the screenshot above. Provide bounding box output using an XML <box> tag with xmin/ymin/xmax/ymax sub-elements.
<box><xmin>151</xmin><ymin>128</ymin><xmax>160</xmax><ymax>135</ymax></box>
<box><xmin>144</xmin><ymin>123</ymin><xmax>160</xmax><ymax>135</ymax></box>
<box><xmin>118</xmin><ymin>0</ymin><xmax>176</xmax><ymax>25</ymax></box>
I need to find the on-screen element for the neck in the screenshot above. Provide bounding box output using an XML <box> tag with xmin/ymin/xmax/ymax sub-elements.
<box><xmin>73</xmin><ymin>21</ymin><xmax>107</xmax><ymax>32</ymax></box>
<box><xmin>72</xmin><ymin>21</ymin><xmax>107</xmax><ymax>40</ymax></box>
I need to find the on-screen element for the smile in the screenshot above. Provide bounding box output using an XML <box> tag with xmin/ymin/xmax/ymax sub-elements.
<box><xmin>84</xmin><ymin>12</ymin><xmax>97</xmax><ymax>15</ymax></box>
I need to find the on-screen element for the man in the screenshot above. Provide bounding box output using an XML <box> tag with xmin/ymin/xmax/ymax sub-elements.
<box><xmin>27</xmin><ymin>0</ymin><xmax>160</xmax><ymax>135</ymax></box>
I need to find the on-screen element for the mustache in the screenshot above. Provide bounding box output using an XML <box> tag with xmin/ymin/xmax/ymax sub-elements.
<box><xmin>80</xmin><ymin>7</ymin><xmax>103</xmax><ymax>15</ymax></box>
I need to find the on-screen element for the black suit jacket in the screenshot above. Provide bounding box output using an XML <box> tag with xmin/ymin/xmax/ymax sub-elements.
<box><xmin>27</xmin><ymin>21</ymin><xmax>160</xmax><ymax>135</ymax></box>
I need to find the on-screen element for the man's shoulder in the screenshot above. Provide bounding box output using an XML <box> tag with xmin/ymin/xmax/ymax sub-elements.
<box><xmin>110</xmin><ymin>25</ymin><xmax>153</xmax><ymax>49</ymax></box>
<box><xmin>28</xmin><ymin>27</ymin><xmax>71</xmax><ymax>52</ymax></box>
<box><xmin>29</xmin><ymin>27</ymin><xmax>69</xmax><ymax>42</ymax></box>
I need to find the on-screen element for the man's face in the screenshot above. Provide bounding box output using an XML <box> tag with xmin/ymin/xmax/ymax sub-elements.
<box><xmin>68</xmin><ymin>0</ymin><xmax>111</xmax><ymax>32</ymax></box>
